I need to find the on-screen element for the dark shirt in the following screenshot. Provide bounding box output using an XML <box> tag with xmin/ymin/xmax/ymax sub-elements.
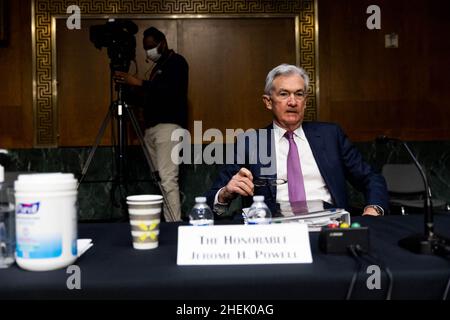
<box><xmin>140</xmin><ymin>50</ymin><xmax>189</xmax><ymax>128</ymax></box>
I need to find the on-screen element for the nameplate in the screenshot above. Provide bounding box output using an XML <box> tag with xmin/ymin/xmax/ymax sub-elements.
<box><xmin>177</xmin><ymin>224</ymin><xmax>312</xmax><ymax>265</ymax></box>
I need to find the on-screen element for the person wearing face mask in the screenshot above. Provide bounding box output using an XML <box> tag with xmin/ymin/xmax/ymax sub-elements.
<box><xmin>114</xmin><ymin>27</ymin><xmax>189</xmax><ymax>222</ymax></box>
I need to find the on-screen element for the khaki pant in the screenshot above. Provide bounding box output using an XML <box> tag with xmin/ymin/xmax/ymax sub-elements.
<box><xmin>144</xmin><ymin>123</ymin><xmax>182</xmax><ymax>222</ymax></box>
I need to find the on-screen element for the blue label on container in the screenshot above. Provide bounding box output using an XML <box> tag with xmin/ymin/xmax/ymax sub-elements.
<box><xmin>16</xmin><ymin>235</ymin><xmax>62</xmax><ymax>259</ymax></box>
<box><xmin>72</xmin><ymin>239</ymin><xmax>77</xmax><ymax>256</ymax></box>
<box><xmin>16</xmin><ymin>202</ymin><xmax>40</xmax><ymax>215</ymax></box>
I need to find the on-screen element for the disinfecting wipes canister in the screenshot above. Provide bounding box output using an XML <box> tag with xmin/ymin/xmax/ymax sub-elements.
<box><xmin>14</xmin><ymin>173</ymin><xmax>78</xmax><ymax>271</ymax></box>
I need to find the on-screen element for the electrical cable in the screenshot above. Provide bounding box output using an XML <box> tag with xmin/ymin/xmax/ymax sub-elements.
<box><xmin>346</xmin><ymin>245</ymin><xmax>364</xmax><ymax>300</ymax></box>
<box><xmin>435</xmin><ymin>252</ymin><xmax>450</xmax><ymax>300</ymax></box>
<box><xmin>442</xmin><ymin>275</ymin><xmax>450</xmax><ymax>300</ymax></box>
<box><xmin>346</xmin><ymin>243</ymin><xmax>450</xmax><ymax>300</ymax></box>
<box><xmin>429</xmin><ymin>240</ymin><xmax>450</xmax><ymax>300</ymax></box>
<box><xmin>354</xmin><ymin>245</ymin><xmax>394</xmax><ymax>300</ymax></box>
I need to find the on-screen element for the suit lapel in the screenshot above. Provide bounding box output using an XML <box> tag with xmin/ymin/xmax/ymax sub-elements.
<box><xmin>302</xmin><ymin>123</ymin><xmax>337</xmax><ymax>204</ymax></box>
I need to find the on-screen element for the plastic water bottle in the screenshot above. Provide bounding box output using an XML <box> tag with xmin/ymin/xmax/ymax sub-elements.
<box><xmin>189</xmin><ymin>197</ymin><xmax>214</xmax><ymax>226</ymax></box>
<box><xmin>0</xmin><ymin>160</ymin><xmax>15</xmax><ymax>269</ymax></box>
<box><xmin>246</xmin><ymin>195</ymin><xmax>272</xmax><ymax>224</ymax></box>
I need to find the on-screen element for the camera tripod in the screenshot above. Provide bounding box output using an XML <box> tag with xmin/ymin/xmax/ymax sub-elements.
<box><xmin>78</xmin><ymin>81</ymin><xmax>176</xmax><ymax>222</ymax></box>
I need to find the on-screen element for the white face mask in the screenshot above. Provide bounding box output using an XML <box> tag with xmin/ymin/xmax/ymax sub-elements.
<box><xmin>146</xmin><ymin>45</ymin><xmax>161</xmax><ymax>62</ymax></box>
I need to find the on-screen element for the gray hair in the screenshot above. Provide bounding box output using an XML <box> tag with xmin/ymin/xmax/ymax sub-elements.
<box><xmin>264</xmin><ymin>64</ymin><xmax>309</xmax><ymax>95</ymax></box>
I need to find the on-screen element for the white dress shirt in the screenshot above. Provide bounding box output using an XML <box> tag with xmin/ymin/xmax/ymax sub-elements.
<box><xmin>272</xmin><ymin>122</ymin><xmax>332</xmax><ymax>204</ymax></box>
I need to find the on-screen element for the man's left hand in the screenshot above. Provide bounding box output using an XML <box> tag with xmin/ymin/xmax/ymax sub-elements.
<box><xmin>362</xmin><ymin>207</ymin><xmax>380</xmax><ymax>216</ymax></box>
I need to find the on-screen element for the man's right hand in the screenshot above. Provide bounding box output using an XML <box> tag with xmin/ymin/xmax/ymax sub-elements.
<box><xmin>218</xmin><ymin>168</ymin><xmax>254</xmax><ymax>203</ymax></box>
<box><xmin>113</xmin><ymin>71</ymin><xmax>143</xmax><ymax>87</ymax></box>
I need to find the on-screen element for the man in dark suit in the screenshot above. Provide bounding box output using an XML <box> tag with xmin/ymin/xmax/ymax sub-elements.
<box><xmin>205</xmin><ymin>64</ymin><xmax>388</xmax><ymax>217</ymax></box>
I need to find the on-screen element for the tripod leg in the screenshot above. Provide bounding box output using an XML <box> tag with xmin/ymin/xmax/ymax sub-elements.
<box><xmin>125</xmin><ymin>106</ymin><xmax>178</xmax><ymax>222</ymax></box>
<box><xmin>77</xmin><ymin>105</ymin><xmax>113</xmax><ymax>189</ymax></box>
<box><xmin>116</xmin><ymin>101</ymin><xmax>128</xmax><ymax>186</ymax></box>
<box><xmin>111</xmin><ymin>100</ymin><xmax>129</xmax><ymax>216</ymax></box>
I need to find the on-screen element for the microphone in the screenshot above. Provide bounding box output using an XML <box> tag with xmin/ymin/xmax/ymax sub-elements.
<box><xmin>378</xmin><ymin>135</ymin><xmax>450</xmax><ymax>255</ymax></box>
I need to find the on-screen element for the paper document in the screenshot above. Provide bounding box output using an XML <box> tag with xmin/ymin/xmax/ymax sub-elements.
<box><xmin>242</xmin><ymin>203</ymin><xmax>351</xmax><ymax>232</ymax></box>
<box><xmin>77</xmin><ymin>239</ymin><xmax>93</xmax><ymax>257</ymax></box>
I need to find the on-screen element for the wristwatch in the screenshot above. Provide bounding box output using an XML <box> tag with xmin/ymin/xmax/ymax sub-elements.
<box><xmin>364</xmin><ymin>205</ymin><xmax>384</xmax><ymax>216</ymax></box>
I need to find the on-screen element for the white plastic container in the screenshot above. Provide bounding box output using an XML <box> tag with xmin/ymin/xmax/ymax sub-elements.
<box><xmin>14</xmin><ymin>173</ymin><xmax>78</xmax><ymax>271</ymax></box>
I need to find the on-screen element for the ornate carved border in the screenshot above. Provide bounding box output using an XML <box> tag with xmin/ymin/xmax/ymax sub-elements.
<box><xmin>32</xmin><ymin>0</ymin><xmax>317</xmax><ymax>146</ymax></box>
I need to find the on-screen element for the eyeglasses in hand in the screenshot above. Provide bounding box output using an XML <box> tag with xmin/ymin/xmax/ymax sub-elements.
<box><xmin>253</xmin><ymin>177</ymin><xmax>287</xmax><ymax>187</ymax></box>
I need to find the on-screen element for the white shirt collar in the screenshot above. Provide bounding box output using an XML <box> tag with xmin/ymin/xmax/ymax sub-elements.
<box><xmin>272</xmin><ymin>121</ymin><xmax>305</xmax><ymax>142</ymax></box>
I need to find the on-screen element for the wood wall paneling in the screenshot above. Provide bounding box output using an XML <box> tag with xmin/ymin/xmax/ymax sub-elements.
<box><xmin>56</xmin><ymin>17</ymin><xmax>296</xmax><ymax>146</ymax></box>
<box><xmin>0</xmin><ymin>0</ymin><xmax>32</xmax><ymax>148</ymax></box>
<box><xmin>318</xmin><ymin>0</ymin><xmax>450</xmax><ymax>141</ymax></box>
<box><xmin>179</xmin><ymin>18</ymin><xmax>296</xmax><ymax>141</ymax></box>
<box><xmin>3</xmin><ymin>0</ymin><xmax>450</xmax><ymax>147</ymax></box>
<box><xmin>56</xmin><ymin>19</ymin><xmax>111</xmax><ymax>146</ymax></box>
<box><xmin>3</xmin><ymin>0</ymin><xmax>315</xmax><ymax>148</ymax></box>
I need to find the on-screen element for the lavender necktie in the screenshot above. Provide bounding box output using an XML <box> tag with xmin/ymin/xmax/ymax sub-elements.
<box><xmin>285</xmin><ymin>131</ymin><xmax>306</xmax><ymax>202</ymax></box>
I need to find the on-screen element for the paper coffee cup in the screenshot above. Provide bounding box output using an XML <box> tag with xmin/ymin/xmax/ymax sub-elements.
<box><xmin>127</xmin><ymin>195</ymin><xmax>163</xmax><ymax>250</ymax></box>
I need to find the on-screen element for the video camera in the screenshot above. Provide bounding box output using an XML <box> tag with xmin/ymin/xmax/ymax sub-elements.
<box><xmin>89</xmin><ymin>19</ymin><xmax>138</xmax><ymax>72</ymax></box>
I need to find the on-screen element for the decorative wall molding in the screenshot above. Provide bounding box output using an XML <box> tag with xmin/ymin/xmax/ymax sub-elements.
<box><xmin>32</xmin><ymin>0</ymin><xmax>317</xmax><ymax>146</ymax></box>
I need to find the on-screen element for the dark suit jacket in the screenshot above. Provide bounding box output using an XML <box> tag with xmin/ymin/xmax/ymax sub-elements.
<box><xmin>205</xmin><ymin>122</ymin><xmax>389</xmax><ymax>214</ymax></box>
